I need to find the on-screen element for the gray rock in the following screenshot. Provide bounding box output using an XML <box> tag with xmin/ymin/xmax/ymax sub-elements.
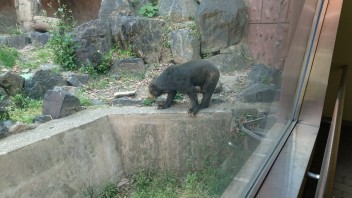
<box><xmin>24</xmin><ymin>69</ymin><xmax>67</xmax><ymax>99</ymax></box>
<box><xmin>0</xmin><ymin>87</ymin><xmax>8</xmax><ymax>99</ymax></box>
<box><xmin>0</xmin><ymin>121</ymin><xmax>8</xmax><ymax>139</ymax></box>
<box><xmin>241</xmin><ymin>83</ymin><xmax>278</xmax><ymax>103</ymax></box>
<box><xmin>42</xmin><ymin>90</ymin><xmax>81</xmax><ymax>119</ymax></box>
<box><xmin>195</xmin><ymin>0</ymin><xmax>247</xmax><ymax>53</ymax></box>
<box><xmin>4</xmin><ymin>34</ymin><xmax>31</xmax><ymax>49</ymax></box>
<box><xmin>248</xmin><ymin>64</ymin><xmax>281</xmax><ymax>86</ymax></box>
<box><xmin>206</xmin><ymin>53</ymin><xmax>249</xmax><ymax>74</ymax></box>
<box><xmin>74</xmin><ymin>19</ymin><xmax>113</xmax><ymax>69</ymax></box>
<box><xmin>32</xmin><ymin>115</ymin><xmax>53</xmax><ymax>124</ymax></box>
<box><xmin>53</xmin><ymin>86</ymin><xmax>79</xmax><ymax>96</ymax></box>
<box><xmin>111</xmin><ymin>58</ymin><xmax>145</xmax><ymax>76</ymax></box>
<box><xmin>111</xmin><ymin>16</ymin><xmax>166</xmax><ymax>63</ymax></box>
<box><xmin>98</xmin><ymin>0</ymin><xmax>132</xmax><ymax>20</ymax></box>
<box><xmin>30</xmin><ymin>31</ymin><xmax>50</xmax><ymax>46</ymax></box>
<box><xmin>111</xmin><ymin>97</ymin><xmax>141</xmax><ymax>106</ymax></box>
<box><xmin>168</xmin><ymin>29</ymin><xmax>200</xmax><ymax>64</ymax></box>
<box><xmin>62</xmin><ymin>72</ymin><xmax>90</xmax><ymax>87</ymax></box>
<box><xmin>159</xmin><ymin>0</ymin><xmax>198</xmax><ymax>22</ymax></box>
<box><xmin>0</xmin><ymin>71</ymin><xmax>24</xmax><ymax>96</ymax></box>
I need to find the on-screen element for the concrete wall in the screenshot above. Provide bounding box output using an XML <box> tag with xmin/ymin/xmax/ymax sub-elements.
<box><xmin>0</xmin><ymin>107</ymin><xmax>232</xmax><ymax>197</ymax></box>
<box><xmin>246</xmin><ymin>0</ymin><xmax>304</xmax><ymax>69</ymax></box>
<box><xmin>0</xmin><ymin>116</ymin><xmax>123</xmax><ymax>198</ymax></box>
<box><xmin>108</xmin><ymin>112</ymin><xmax>233</xmax><ymax>174</ymax></box>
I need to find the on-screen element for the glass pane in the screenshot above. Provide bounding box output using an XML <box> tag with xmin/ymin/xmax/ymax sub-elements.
<box><xmin>220</xmin><ymin>0</ymin><xmax>321</xmax><ymax>196</ymax></box>
<box><xmin>0</xmin><ymin>0</ymin><xmax>323</xmax><ymax>197</ymax></box>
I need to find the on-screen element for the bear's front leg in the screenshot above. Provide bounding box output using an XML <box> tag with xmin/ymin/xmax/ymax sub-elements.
<box><xmin>186</xmin><ymin>88</ymin><xmax>200</xmax><ymax>116</ymax></box>
<box><xmin>159</xmin><ymin>91</ymin><xmax>177</xmax><ymax>109</ymax></box>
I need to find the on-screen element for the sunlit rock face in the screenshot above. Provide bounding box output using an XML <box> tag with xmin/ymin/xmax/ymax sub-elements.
<box><xmin>0</xmin><ymin>0</ymin><xmax>17</xmax><ymax>34</ymax></box>
<box><xmin>40</xmin><ymin>0</ymin><xmax>102</xmax><ymax>24</ymax></box>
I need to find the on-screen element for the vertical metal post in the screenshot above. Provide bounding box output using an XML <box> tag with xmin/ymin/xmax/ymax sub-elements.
<box><xmin>315</xmin><ymin>65</ymin><xmax>348</xmax><ymax>198</ymax></box>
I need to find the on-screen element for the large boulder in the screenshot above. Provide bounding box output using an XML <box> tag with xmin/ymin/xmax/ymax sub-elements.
<box><xmin>168</xmin><ymin>29</ymin><xmax>200</xmax><ymax>64</ymax></box>
<box><xmin>111</xmin><ymin>58</ymin><xmax>145</xmax><ymax>76</ymax></box>
<box><xmin>62</xmin><ymin>72</ymin><xmax>90</xmax><ymax>87</ymax></box>
<box><xmin>111</xmin><ymin>16</ymin><xmax>166</xmax><ymax>63</ymax></box>
<box><xmin>241</xmin><ymin>83</ymin><xmax>278</xmax><ymax>103</ymax></box>
<box><xmin>206</xmin><ymin>53</ymin><xmax>249</xmax><ymax>74</ymax></box>
<box><xmin>195</xmin><ymin>0</ymin><xmax>247</xmax><ymax>53</ymax></box>
<box><xmin>42</xmin><ymin>90</ymin><xmax>81</xmax><ymax>119</ymax></box>
<box><xmin>0</xmin><ymin>71</ymin><xmax>24</xmax><ymax>96</ymax></box>
<box><xmin>98</xmin><ymin>0</ymin><xmax>132</xmax><ymax>20</ymax></box>
<box><xmin>248</xmin><ymin>64</ymin><xmax>282</xmax><ymax>86</ymax></box>
<box><xmin>4</xmin><ymin>34</ymin><xmax>31</xmax><ymax>49</ymax></box>
<box><xmin>74</xmin><ymin>19</ymin><xmax>113</xmax><ymax>69</ymax></box>
<box><xmin>24</xmin><ymin>69</ymin><xmax>67</xmax><ymax>99</ymax></box>
<box><xmin>159</xmin><ymin>0</ymin><xmax>198</xmax><ymax>22</ymax></box>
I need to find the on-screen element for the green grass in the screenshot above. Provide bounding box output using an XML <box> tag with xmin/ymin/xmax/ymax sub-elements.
<box><xmin>22</xmin><ymin>47</ymin><xmax>54</xmax><ymax>70</ymax></box>
<box><xmin>142</xmin><ymin>98</ymin><xmax>155</xmax><ymax>106</ymax></box>
<box><xmin>0</xmin><ymin>45</ymin><xmax>19</xmax><ymax>68</ymax></box>
<box><xmin>6</xmin><ymin>94</ymin><xmax>42</xmax><ymax>123</ymax></box>
<box><xmin>109</xmin><ymin>167</ymin><xmax>240</xmax><ymax>198</ymax></box>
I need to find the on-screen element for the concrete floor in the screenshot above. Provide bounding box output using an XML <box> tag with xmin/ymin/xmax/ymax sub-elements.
<box><xmin>334</xmin><ymin>125</ymin><xmax>352</xmax><ymax>198</ymax></box>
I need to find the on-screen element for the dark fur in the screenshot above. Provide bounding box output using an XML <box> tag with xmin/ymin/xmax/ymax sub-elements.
<box><xmin>149</xmin><ymin>60</ymin><xmax>220</xmax><ymax>115</ymax></box>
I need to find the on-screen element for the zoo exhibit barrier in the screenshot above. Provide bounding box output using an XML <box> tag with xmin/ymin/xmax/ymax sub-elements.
<box><xmin>314</xmin><ymin>65</ymin><xmax>349</xmax><ymax>198</ymax></box>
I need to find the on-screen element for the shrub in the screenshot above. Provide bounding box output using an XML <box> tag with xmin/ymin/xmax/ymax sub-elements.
<box><xmin>139</xmin><ymin>3</ymin><xmax>159</xmax><ymax>17</ymax></box>
<box><xmin>46</xmin><ymin>1</ymin><xmax>77</xmax><ymax>71</ymax></box>
<box><xmin>0</xmin><ymin>46</ymin><xmax>19</xmax><ymax>68</ymax></box>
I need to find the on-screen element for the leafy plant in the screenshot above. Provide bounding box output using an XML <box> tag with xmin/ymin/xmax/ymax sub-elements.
<box><xmin>0</xmin><ymin>45</ymin><xmax>19</xmax><ymax>68</ymax></box>
<box><xmin>46</xmin><ymin>0</ymin><xmax>77</xmax><ymax>71</ymax></box>
<box><xmin>142</xmin><ymin>98</ymin><xmax>155</xmax><ymax>106</ymax></box>
<box><xmin>99</xmin><ymin>183</ymin><xmax>118</xmax><ymax>198</ymax></box>
<box><xmin>139</xmin><ymin>3</ymin><xmax>159</xmax><ymax>17</ymax></box>
<box><xmin>96</xmin><ymin>49</ymin><xmax>115</xmax><ymax>74</ymax></box>
<box><xmin>115</xmin><ymin>46</ymin><xmax>136</xmax><ymax>59</ymax></box>
<box><xmin>175</xmin><ymin>93</ymin><xmax>184</xmax><ymax>102</ymax></box>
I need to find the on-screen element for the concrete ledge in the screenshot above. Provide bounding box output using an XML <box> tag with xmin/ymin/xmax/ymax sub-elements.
<box><xmin>0</xmin><ymin>106</ymin><xmax>232</xmax><ymax>197</ymax></box>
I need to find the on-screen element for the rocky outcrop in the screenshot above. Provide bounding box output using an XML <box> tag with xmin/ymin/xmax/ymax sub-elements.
<box><xmin>159</xmin><ymin>0</ymin><xmax>198</xmax><ymax>22</ymax></box>
<box><xmin>74</xmin><ymin>19</ymin><xmax>113</xmax><ymax>69</ymax></box>
<box><xmin>168</xmin><ymin>29</ymin><xmax>200</xmax><ymax>64</ymax></box>
<box><xmin>98</xmin><ymin>0</ymin><xmax>132</xmax><ymax>20</ymax></box>
<box><xmin>0</xmin><ymin>71</ymin><xmax>24</xmax><ymax>96</ymax></box>
<box><xmin>24</xmin><ymin>68</ymin><xmax>67</xmax><ymax>99</ymax></box>
<box><xmin>111</xmin><ymin>16</ymin><xmax>166</xmax><ymax>63</ymax></box>
<box><xmin>42</xmin><ymin>90</ymin><xmax>81</xmax><ymax>119</ymax></box>
<box><xmin>206</xmin><ymin>52</ymin><xmax>251</xmax><ymax>74</ymax></box>
<box><xmin>111</xmin><ymin>58</ymin><xmax>145</xmax><ymax>76</ymax></box>
<box><xmin>241</xmin><ymin>83</ymin><xmax>278</xmax><ymax>103</ymax></box>
<box><xmin>195</xmin><ymin>0</ymin><xmax>247</xmax><ymax>53</ymax></box>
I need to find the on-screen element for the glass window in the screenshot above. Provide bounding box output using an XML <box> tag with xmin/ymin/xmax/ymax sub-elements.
<box><xmin>0</xmin><ymin>0</ymin><xmax>328</xmax><ymax>197</ymax></box>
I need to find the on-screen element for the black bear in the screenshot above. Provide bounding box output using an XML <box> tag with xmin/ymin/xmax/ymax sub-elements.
<box><xmin>149</xmin><ymin>60</ymin><xmax>220</xmax><ymax>115</ymax></box>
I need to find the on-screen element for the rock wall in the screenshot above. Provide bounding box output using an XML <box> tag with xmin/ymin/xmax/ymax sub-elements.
<box><xmin>0</xmin><ymin>0</ymin><xmax>17</xmax><ymax>34</ymax></box>
<box><xmin>40</xmin><ymin>0</ymin><xmax>101</xmax><ymax>24</ymax></box>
